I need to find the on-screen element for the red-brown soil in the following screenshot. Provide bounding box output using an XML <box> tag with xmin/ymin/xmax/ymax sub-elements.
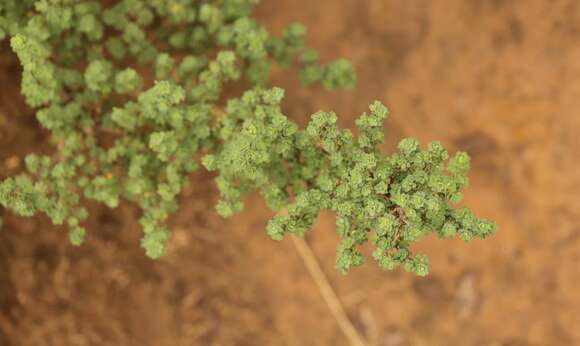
<box><xmin>1</xmin><ymin>1</ymin><xmax>579</xmax><ymax>345</ymax></box>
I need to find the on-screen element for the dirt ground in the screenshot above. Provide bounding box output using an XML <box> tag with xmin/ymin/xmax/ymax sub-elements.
<box><xmin>1</xmin><ymin>1</ymin><xmax>580</xmax><ymax>345</ymax></box>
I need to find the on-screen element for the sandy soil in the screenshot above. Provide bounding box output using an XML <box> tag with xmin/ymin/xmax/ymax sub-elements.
<box><xmin>1</xmin><ymin>1</ymin><xmax>580</xmax><ymax>345</ymax></box>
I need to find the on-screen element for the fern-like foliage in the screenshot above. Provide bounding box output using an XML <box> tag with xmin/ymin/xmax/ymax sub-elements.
<box><xmin>0</xmin><ymin>0</ymin><xmax>495</xmax><ymax>275</ymax></box>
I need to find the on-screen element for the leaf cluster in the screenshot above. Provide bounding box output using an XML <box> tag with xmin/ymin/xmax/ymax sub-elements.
<box><xmin>0</xmin><ymin>0</ymin><xmax>494</xmax><ymax>274</ymax></box>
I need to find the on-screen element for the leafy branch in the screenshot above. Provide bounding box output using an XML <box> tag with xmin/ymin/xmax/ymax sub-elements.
<box><xmin>0</xmin><ymin>0</ymin><xmax>495</xmax><ymax>275</ymax></box>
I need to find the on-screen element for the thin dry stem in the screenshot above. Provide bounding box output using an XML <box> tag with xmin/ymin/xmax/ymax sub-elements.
<box><xmin>291</xmin><ymin>235</ymin><xmax>367</xmax><ymax>346</ymax></box>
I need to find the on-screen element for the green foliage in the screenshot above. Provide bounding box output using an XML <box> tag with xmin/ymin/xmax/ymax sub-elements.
<box><xmin>0</xmin><ymin>0</ymin><xmax>495</xmax><ymax>274</ymax></box>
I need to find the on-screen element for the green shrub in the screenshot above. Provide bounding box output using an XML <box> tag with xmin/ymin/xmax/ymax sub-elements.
<box><xmin>0</xmin><ymin>0</ymin><xmax>495</xmax><ymax>275</ymax></box>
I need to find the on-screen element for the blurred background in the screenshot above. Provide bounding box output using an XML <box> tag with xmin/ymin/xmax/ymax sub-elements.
<box><xmin>1</xmin><ymin>1</ymin><xmax>580</xmax><ymax>345</ymax></box>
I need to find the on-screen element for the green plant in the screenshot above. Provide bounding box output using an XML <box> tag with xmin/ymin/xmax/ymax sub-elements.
<box><xmin>0</xmin><ymin>0</ymin><xmax>495</xmax><ymax>276</ymax></box>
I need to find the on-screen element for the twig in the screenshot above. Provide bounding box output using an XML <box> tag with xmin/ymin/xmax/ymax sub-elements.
<box><xmin>291</xmin><ymin>235</ymin><xmax>367</xmax><ymax>346</ymax></box>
